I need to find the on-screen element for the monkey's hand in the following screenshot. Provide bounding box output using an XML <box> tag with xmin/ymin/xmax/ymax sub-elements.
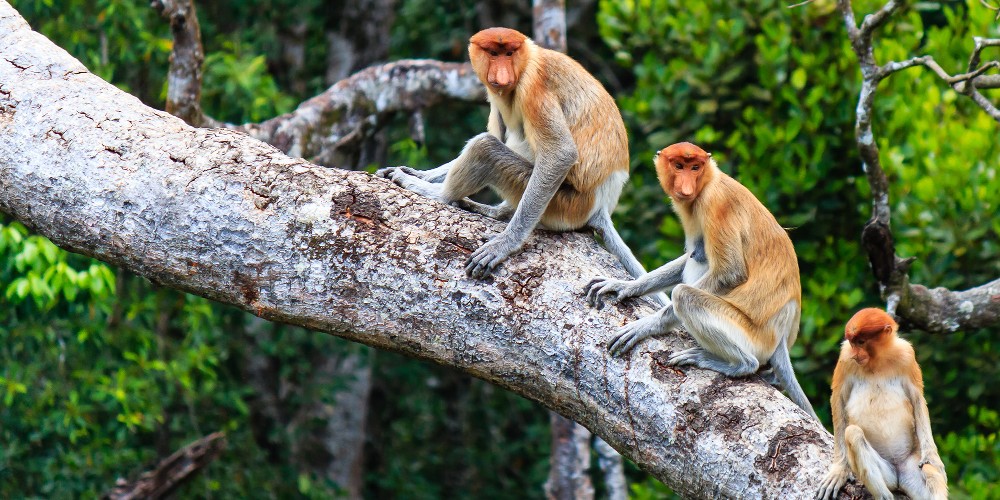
<box><xmin>584</xmin><ymin>277</ymin><xmax>635</xmax><ymax>309</ymax></box>
<box><xmin>815</xmin><ymin>464</ymin><xmax>849</xmax><ymax>500</ymax></box>
<box><xmin>918</xmin><ymin>453</ymin><xmax>944</xmax><ymax>472</ymax></box>
<box><xmin>466</xmin><ymin>233</ymin><xmax>522</xmax><ymax>279</ymax></box>
<box><xmin>608</xmin><ymin>314</ymin><xmax>666</xmax><ymax>356</ymax></box>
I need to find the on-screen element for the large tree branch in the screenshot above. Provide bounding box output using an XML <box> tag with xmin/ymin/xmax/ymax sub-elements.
<box><xmin>837</xmin><ymin>0</ymin><xmax>1000</xmax><ymax>332</ymax></box>
<box><xmin>0</xmin><ymin>3</ymin><xmax>855</xmax><ymax>497</ymax></box>
<box><xmin>152</xmin><ymin>0</ymin><xmax>484</xmax><ymax>165</ymax></box>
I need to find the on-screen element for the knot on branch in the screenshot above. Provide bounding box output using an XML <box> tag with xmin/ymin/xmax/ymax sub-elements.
<box><xmin>861</xmin><ymin>218</ymin><xmax>896</xmax><ymax>285</ymax></box>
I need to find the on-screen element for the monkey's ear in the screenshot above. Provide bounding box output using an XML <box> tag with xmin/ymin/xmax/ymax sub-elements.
<box><xmin>707</xmin><ymin>152</ymin><xmax>712</xmax><ymax>157</ymax></box>
<box><xmin>654</xmin><ymin>149</ymin><xmax>661</xmax><ymax>158</ymax></box>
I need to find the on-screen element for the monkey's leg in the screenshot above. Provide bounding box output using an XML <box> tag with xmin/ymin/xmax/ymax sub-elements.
<box><xmin>667</xmin><ymin>284</ymin><xmax>760</xmax><ymax>377</ymax></box>
<box><xmin>453</xmin><ymin>200</ymin><xmax>516</xmax><ymax>221</ymax></box>
<box><xmin>844</xmin><ymin>425</ymin><xmax>898</xmax><ymax>500</ymax></box>
<box><xmin>587</xmin><ymin>208</ymin><xmax>669</xmax><ymax>307</ymax></box>
<box><xmin>438</xmin><ymin>133</ymin><xmax>532</xmax><ymax>203</ymax></box>
<box><xmin>897</xmin><ymin>455</ymin><xmax>948</xmax><ymax>500</ymax></box>
<box><xmin>383</xmin><ymin>133</ymin><xmax>530</xmax><ymax>203</ymax></box>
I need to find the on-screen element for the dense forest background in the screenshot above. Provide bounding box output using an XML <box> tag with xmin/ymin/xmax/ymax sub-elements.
<box><xmin>1</xmin><ymin>0</ymin><xmax>998</xmax><ymax>498</ymax></box>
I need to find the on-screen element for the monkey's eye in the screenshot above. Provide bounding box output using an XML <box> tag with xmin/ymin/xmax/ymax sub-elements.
<box><xmin>691</xmin><ymin>164</ymin><xmax>700</xmax><ymax>171</ymax></box>
<box><xmin>674</xmin><ymin>163</ymin><xmax>683</xmax><ymax>170</ymax></box>
<box><xmin>490</xmin><ymin>50</ymin><xmax>498</xmax><ymax>57</ymax></box>
<box><xmin>506</xmin><ymin>51</ymin><xmax>513</xmax><ymax>56</ymax></box>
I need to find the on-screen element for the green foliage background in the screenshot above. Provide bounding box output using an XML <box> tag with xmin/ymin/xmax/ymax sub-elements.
<box><xmin>2</xmin><ymin>0</ymin><xmax>998</xmax><ymax>498</ymax></box>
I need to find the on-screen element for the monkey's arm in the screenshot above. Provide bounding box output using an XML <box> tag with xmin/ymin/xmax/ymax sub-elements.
<box><xmin>376</xmin><ymin>105</ymin><xmax>509</xmax><ymax>184</ymax></box>
<box><xmin>694</xmin><ymin>227</ymin><xmax>748</xmax><ymax>295</ymax></box>
<box><xmin>466</xmin><ymin>100</ymin><xmax>577</xmax><ymax>278</ymax></box>
<box><xmin>906</xmin><ymin>380</ymin><xmax>944</xmax><ymax>469</ymax></box>
<box><xmin>585</xmin><ymin>254</ymin><xmax>688</xmax><ymax>309</ymax></box>
<box><xmin>817</xmin><ymin>369</ymin><xmax>852</xmax><ymax>500</ymax></box>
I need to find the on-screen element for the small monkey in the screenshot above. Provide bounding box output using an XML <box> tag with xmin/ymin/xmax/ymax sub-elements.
<box><xmin>585</xmin><ymin>142</ymin><xmax>816</xmax><ymax>419</ymax></box>
<box><xmin>378</xmin><ymin>27</ymin><xmax>664</xmax><ymax>300</ymax></box>
<box><xmin>816</xmin><ymin>308</ymin><xmax>947</xmax><ymax>500</ymax></box>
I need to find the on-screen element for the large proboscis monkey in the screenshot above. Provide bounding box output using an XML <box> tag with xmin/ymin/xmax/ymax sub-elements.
<box><xmin>584</xmin><ymin>142</ymin><xmax>817</xmax><ymax>419</ymax></box>
<box><xmin>817</xmin><ymin>308</ymin><xmax>948</xmax><ymax>500</ymax></box>
<box><xmin>377</xmin><ymin>27</ymin><xmax>665</xmax><ymax>302</ymax></box>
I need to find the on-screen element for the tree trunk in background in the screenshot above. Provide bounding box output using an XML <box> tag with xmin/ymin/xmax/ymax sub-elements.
<box><xmin>323</xmin><ymin>0</ymin><xmax>396</xmax><ymax>170</ymax></box>
<box><xmin>532</xmin><ymin>4</ymin><xmax>625</xmax><ymax>496</ymax></box>
<box><xmin>533</xmin><ymin>0</ymin><xmax>567</xmax><ymax>54</ymax></box>
<box><xmin>545</xmin><ymin>413</ymin><xmax>594</xmax><ymax>500</ymax></box>
<box><xmin>289</xmin><ymin>342</ymin><xmax>372</xmax><ymax>499</ymax></box>
<box><xmin>594</xmin><ymin>438</ymin><xmax>627</xmax><ymax>500</ymax></box>
<box><xmin>242</xmin><ymin>319</ymin><xmax>372</xmax><ymax>499</ymax></box>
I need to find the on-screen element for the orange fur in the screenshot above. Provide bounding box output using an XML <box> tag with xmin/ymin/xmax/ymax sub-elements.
<box><xmin>469</xmin><ymin>28</ymin><xmax>628</xmax><ymax>230</ymax></box>
<box><xmin>654</xmin><ymin>144</ymin><xmax>800</xmax><ymax>345</ymax></box>
<box><xmin>822</xmin><ymin>308</ymin><xmax>947</xmax><ymax>500</ymax></box>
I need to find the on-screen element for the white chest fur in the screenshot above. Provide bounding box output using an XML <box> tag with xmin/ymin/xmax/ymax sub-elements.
<box><xmin>845</xmin><ymin>376</ymin><xmax>916</xmax><ymax>463</ymax></box>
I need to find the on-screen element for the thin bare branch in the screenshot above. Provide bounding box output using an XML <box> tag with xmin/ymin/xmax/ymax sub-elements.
<box><xmin>858</xmin><ymin>0</ymin><xmax>901</xmax><ymax>42</ymax></box>
<box><xmin>837</xmin><ymin>0</ymin><xmax>1000</xmax><ymax>329</ymax></box>
<box><xmin>150</xmin><ymin>0</ymin><xmax>217</xmax><ymax>128</ymax></box>
<box><xmin>787</xmin><ymin>0</ymin><xmax>819</xmax><ymax>9</ymax></box>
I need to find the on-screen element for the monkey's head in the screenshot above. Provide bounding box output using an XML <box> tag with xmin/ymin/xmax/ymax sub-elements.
<box><xmin>469</xmin><ymin>28</ymin><xmax>531</xmax><ymax>95</ymax></box>
<box><xmin>654</xmin><ymin>142</ymin><xmax>715</xmax><ymax>203</ymax></box>
<box><xmin>844</xmin><ymin>307</ymin><xmax>898</xmax><ymax>366</ymax></box>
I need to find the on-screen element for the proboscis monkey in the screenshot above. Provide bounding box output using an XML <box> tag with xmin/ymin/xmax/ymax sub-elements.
<box><xmin>378</xmin><ymin>27</ymin><xmax>665</xmax><ymax>302</ymax></box>
<box><xmin>585</xmin><ymin>142</ymin><xmax>816</xmax><ymax>418</ymax></box>
<box><xmin>816</xmin><ymin>308</ymin><xmax>947</xmax><ymax>500</ymax></box>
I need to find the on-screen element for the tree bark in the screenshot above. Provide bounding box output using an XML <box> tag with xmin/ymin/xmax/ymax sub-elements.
<box><xmin>534</xmin><ymin>0</ymin><xmax>567</xmax><ymax>54</ymax></box>
<box><xmin>594</xmin><ymin>438</ymin><xmax>627</xmax><ymax>500</ymax></box>
<box><xmin>0</xmin><ymin>3</ymin><xmax>854</xmax><ymax>497</ymax></box>
<box><xmin>545</xmin><ymin>413</ymin><xmax>594</xmax><ymax>500</ymax></box>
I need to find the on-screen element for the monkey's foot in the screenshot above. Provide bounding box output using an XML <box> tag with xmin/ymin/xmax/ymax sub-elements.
<box><xmin>666</xmin><ymin>347</ymin><xmax>706</xmax><ymax>367</ymax></box>
<box><xmin>758</xmin><ymin>366</ymin><xmax>779</xmax><ymax>386</ymax></box>
<box><xmin>465</xmin><ymin>234</ymin><xmax>519</xmax><ymax>279</ymax></box>
<box><xmin>385</xmin><ymin>169</ymin><xmax>444</xmax><ymax>199</ymax></box>
<box><xmin>815</xmin><ymin>466</ymin><xmax>849</xmax><ymax>500</ymax></box>
<box><xmin>667</xmin><ymin>348</ymin><xmax>757</xmax><ymax>377</ymax></box>
<box><xmin>375</xmin><ymin>166</ymin><xmax>424</xmax><ymax>179</ymax></box>
<box><xmin>608</xmin><ymin>316</ymin><xmax>663</xmax><ymax>356</ymax></box>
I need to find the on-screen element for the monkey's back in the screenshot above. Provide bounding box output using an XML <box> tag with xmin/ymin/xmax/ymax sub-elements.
<box><xmin>702</xmin><ymin>173</ymin><xmax>801</xmax><ymax>328</ymax></box>
<box><xmin>527</xmin><ymin>48</ymin><xmax>630</xmax><ymax>194</ymax></box>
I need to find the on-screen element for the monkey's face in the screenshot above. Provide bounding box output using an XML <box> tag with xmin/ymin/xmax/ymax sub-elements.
<box><xmin>655</xmin><ymin>142</ymin><xmax>711</xmax><ymax>203</ymax></box>
<box><xmin>847</xmin><ymin>339</ymin><xmax>872</xmax><ymax>365</ymax></box>
<box><xmin>469</xmin><ymin>28</ymin><xmax>528</xmax><ymax>94</ymax></box>
<box><xmin>844</xmin><ymin>307</ymin><xmax>897</xmax><ymax>366</ymax></box>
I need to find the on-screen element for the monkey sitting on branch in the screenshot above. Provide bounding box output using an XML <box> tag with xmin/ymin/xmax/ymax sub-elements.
<box><xmin>585</xmin><ymin>142</ymin><xmax>817</xmax><ymax>419</ymax></box>
<box><xmin>817</xmin><ymin>308</ymin><xmax>948</xmax><ymax>500</ymax></box>
<box><xmin>378</xmin><ymin>27</ymin><xmax>664</xmax><ymax>302</ymax></box>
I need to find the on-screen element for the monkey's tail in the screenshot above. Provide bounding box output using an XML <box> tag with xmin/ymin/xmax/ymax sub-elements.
<box><xmin>588</xmin><ymin>208</ymin><xmax>669</xmax><ymax>307</ymax></box>
<box><xmin>768</xmin><ymin>328</ymin><xmax>819</xmax><ymax>420</ymax></box>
